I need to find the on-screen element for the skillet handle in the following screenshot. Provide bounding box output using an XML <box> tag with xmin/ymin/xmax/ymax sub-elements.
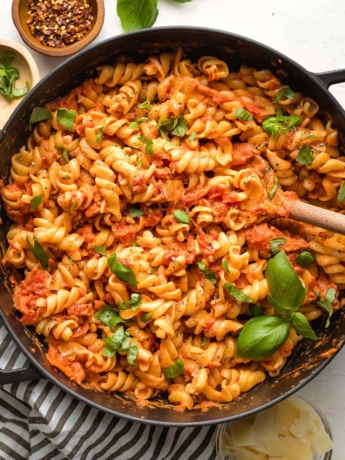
<box><xmin>314</xmin><ymin>69</ymin><xmax>345</xmax><ymax>88</ymax></box>
<box><xmin>0</xmin><ymin>365</ymin><xmax>41</xmax><ymax>384</ymax></box>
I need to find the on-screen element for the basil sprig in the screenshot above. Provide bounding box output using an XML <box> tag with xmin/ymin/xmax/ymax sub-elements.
<box><xmin>156</xmin><ymin>115</ymin><xmax>188</xmax><ymax>138</ymax></box>
<box><xmin>102</xmin><ymin>325</ymin><xmax>139</xmax><ymax>366</ymax></box>
<box><xmin>26</xmin><ymin>235</ymin><xmax>49</xmax><ymax>270</ymax></box>
<box><xmin>94</xmin><ymin>304</ymin><xmax>125</xmax><ymax>331</ymax></box>
<box><xmin>262</xmin><ymin>109</ymin><xmax>302</xmax><ymax>138</ymax></box>
<box><xmin>108</xmin><ymin>253</ymin><xmax>137</xmax><ymax>287</ymax></box>
<box><xmin>164</xmin><ymin>358</ymin><xmax>185</xmax><ymax>378</ymax></box>
<box><xmin>197</xmin><ymin>262</ymin><xmax>217</xmax><ymax>284</ymax></box>
<box><xmin>237</xmin><ymin>251</ymin><xmax>318</xmax><ymax>360</ymax></box>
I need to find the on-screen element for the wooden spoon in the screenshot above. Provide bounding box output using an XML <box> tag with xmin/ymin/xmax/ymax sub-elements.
<box><xmin>289</xmin><ymin>200</ymin><xmax>345</xmax><ymax>235</ymax></box>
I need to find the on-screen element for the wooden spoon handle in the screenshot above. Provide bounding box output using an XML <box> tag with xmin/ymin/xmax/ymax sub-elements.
<box><xmin>289</xmin><ymin>200</ymin><xmax>345</xmax><ymax>235</ymax></box>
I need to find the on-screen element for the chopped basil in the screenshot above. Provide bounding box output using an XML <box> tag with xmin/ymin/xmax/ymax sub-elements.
<box><xmin>233</xmin><ymin>108</ymin><xmax>253</xmax><ymax>121</ymax></box>
<box><xmin>224</xmin><ymin>283</ymin><xmax>254</xmax><ymax>303</ymax></box>
<box><xmin>338</xmin><ymin>181</ymin><xmax>345</xmax><ymax>203</ymax></box>
<box><xmin>318</xmin><ymin>287</ymin><xmax>336</xmax><ymax>328</ymax></box>
<box><xmin>70</xmin><ymin>199</ymin><xmax>78</xmax><ymax>211</ymax></box>
<box><xmin>270</xmin><ymin>237</ymin><xmax>287</xmax><ymax>255</ymax></box>
<box><xmin>107</xmin><ymin>253</ymin><xmax>137</xmax><ymax>287</ymax></box>
<box><xmin>201</xmin><ymin>336</ymin><xmax>207</xmax><ymax>346</ymax></box>
<box><xmin>30</xmin><ymin>194</ymin><xmax>42</xmax><ymax>210</ymax></box>
<box><xmin>118</xmin><ymin>293</ymin><xmax>142</xmax><ymax>311</ymax></box>
<box><xmin>273</xmin><ymin>87</ymin><xmax>295</xmax><ymax>103</ymax></box>
<box><xmin>262</xmin><ymin>109</ymin><xmax>302</xmax><ymax>138</ymax></box>
<box><xmin>57</xmin><ymin>109</ymin><xmax>77</xmax><ymax>131</ymax></box>
<box><xmin>95</xmin><ymin>305</ymin><xmax>125</xmax><ymax>331</ymax></box>
<box><xmin>188</xmin><ymin>132</ymin><xmax>197</xmax><ymax>142</ymax></box>
<box><xmin>296</xmin><ymin>144</ymin><xmax>314</xmax><ymax>165</ymax></box>
<box><xmin>267</xmin><ymin>175</ymin><xmax>279</xmax><ymax>200</ymax></box>
<box><xmin>173</xmin><ymin>210</ymin><xmax>190</xmax><ymax>224</ymax></box>
<box><xmin>164</xmin><ymin>358</ymin><xmax>185</xmax><ymax>378</ymax></box>
<box><xmin>127</xmin><ymin>342</ymin><xmax>139</xmax><ymax>366</ymax></box>
<box><xmin>138</xmin><ymin>136</ymin><xmax>153</xmax><ymax>155</ymax></box>
<box><xmin>102</xmin><ymin>326</ymin><xmax>126</xmax><ymax>356</ymax></box>
<box><xmin>296</xmin><ymin>250</ymin><xmax>315</xmax><ymax>267</ymax></box>
<box><xmin>222</xmin><ymin>259</ymin><xmax>229</xmax><ymax>272</ymax></box>
<box><xmin>138</xmin><ymin>98</ymin><xmax>152</xmax><ymax>109</ymax></box>
<box><xmin>197</xmin><ymin>262</ymin><xmax>217</xmax><ymax>284</ymax></box>
<box><xmin>156</xmin><ymin>115</ymin><xmax>188</xmax><ymax>137</ymax></box>
<box><xmin>96</xmin><ymin>132</ymin><xmax>103</xmax><ymax>143</ymax></box>
<box><xmin>128</xmin><ymin>207</ymin><xmax>144</xmax><ymax>218</ymax></box>
<box><xmin>0</xmin><ymin>52</ymin><xmax>29</xmax><ymax>100</ymax></box>
<box><xmin>94</xmin><ymin>246</ymin><xmax>107</xmax><ymax>256</ymax></box>
<box><xmin>26</xmin><ymin>235</ymin><xmax>48</xmax><ymax>270</ymax></box>
<box><xmin>141</xmin><ymin>312</ymin><xmax>153</xmax><ymax>323</ymax></box>
<box><xmin>137</xmin><ymin>158</ymin><xmax>143</xmax><ymax>168</ymax></box>
<box><xmin>56</xmin><ymin>145</ymin><xmax>70</xmax><ymax>163</ymax></box>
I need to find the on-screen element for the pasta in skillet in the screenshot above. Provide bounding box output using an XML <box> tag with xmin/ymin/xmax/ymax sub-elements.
<box><xmin>2</xmin><ymin>48</ymin><xmax>345</xmax><ymax>411</ymax></box>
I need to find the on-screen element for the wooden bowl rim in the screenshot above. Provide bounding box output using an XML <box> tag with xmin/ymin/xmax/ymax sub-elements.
<box><xmin>12</xmin><ymin>0</ymin><xmax>105</xmax><ymax>57</ymax></box>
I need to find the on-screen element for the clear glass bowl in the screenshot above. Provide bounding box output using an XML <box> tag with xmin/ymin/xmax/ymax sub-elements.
<box><xmin>215</xmin><ymin>394</ymin><xmax>333</xmax><ymax>460</ymax></box>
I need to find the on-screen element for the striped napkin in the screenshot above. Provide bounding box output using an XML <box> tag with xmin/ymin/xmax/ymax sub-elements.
<box><xmin>0</xmin><ymin>320</ymin><xmax>216</xmax><ymax>460</ymax></box>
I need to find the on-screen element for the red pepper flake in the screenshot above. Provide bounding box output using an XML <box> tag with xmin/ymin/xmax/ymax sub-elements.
<box><xmin>26</xmin><ymin>0</ymin><xmax>94</xmax><ymax>48</ymax></box>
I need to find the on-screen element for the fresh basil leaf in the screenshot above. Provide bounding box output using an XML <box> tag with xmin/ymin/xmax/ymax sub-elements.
<box><xmin>197</xmin><ymin>262</ymin><xmax>217</xmax><ymax>284</ymax></box>
<box><xmin>12</xmin><ymin>81</ymin><xmax>30</xmax><ymax>98</ymax></box>
<box><xmin>249</xmin><ymin>304</ymin><xmax>263</xmax><ymax>317</ymax></box>
<box><xmin>95</xmin><ymin>246</ymin><xmax>107</xmax><ymax>256</ymax></box>
<box><xmin>95</xmin><ymin>305</ymin><xmax>125</xmax><ymax>331</ymax></box>
<box><xmin>128</xmin><ymin>207</ymin><xmax>144</xmax><ymax>218</ymax></box>
<box><xmin>0</xmin><ymin>52</ymin><xmax>29</xmax><ymax>100</ymax></box>
<box><xmin>127</xmin><ymin>342</ymin><xmax>139</xmax><ymax>366</ymax></box>
<box><xmin>156</xmin><ymin>115</ymin><xmax>187</xmax><ymax>137</ymax></box>
<box><xmin>225</xmin><ymin>283</ymin><xmax>254</xmax><ymax>303</ymax></box>
<box><xmin>103</xmin><ymin>326</ymin><xmax>125</xmax><ymax>356</ymax></box>
<box><xmin>117</xmin><ymin>0</ymin><xmax>159</xmax><ymax>32</ymax></box>
<box><xmin>296</xmin><ymin>144</ymin><xmax>314</xmax><ymax>165</ymax></box>
<box><xmin>29</xmin><ymin>107</ymin><xmax>53</xmax><ymax>130</ymax></box>
<box><xmin>317</xmin><ymin>287</ymin><xmax>336</xmax><ymax>328</ymax></box>
<box><xmin>108</xmin><ymin>253</ymin><xmax>137</xmax><ymax>287</ymax></box>
<box><xmin>129</xmin><ymin>122</ymin><xmax>138</xmax><ymax>129</ymax></box>
<box><xmin>138</xmin><ymin>136</ymin><xmax>153</xmax><ymax>155</ymax></box>
<box><xmin>26</xmin><ymin>235</ymin><xmax>49</xmax><ymax>270</ymax></box>
<box><xmin>164</xmin><ymin>358</ymin><xmax>185</xmax><ymax>378</ymax></box>
<box><xmin>262</xmin><ymin>109</ymin><xmax>302</xmax><ymax>138</ymax></box>
<box><xmin>30</xmin><ymin>194</ymin><xmax>42</xmax><ymax>210</ymax></box>
<box><xmin>265</xmin><ymin>251</ymin><xmax>307</xmax><ymax>312</ymax></box>
<box><xmin>270</xmin><ymin>237</ymin><xmax>287</xmax><ymax>255</ymax></box>
<box><xmin>234</xmin><ymin>108</ymin><xmax>253</xmax><ymax>121</ymax></box>
<box><xmin>171</xmin><ymin>115</ymin><xmax>188</xmax><ymax>136</ymax></box>
<box><xmin>267</xmin><ymin>294</ymin><xmax>293</xmax><ymax>317</ymax></box>
<box><xmin>137</xmin><ymin>158</ymin><xmax>143</xmax><ymax>168</ymax></box>
<box><xmin>119</xmin><ymin>334</ymin><xmax>131</xmax><ymax>351</ymax></box>
<box><xmin>236</xmin><ymin>315</ymin><xmax>290</xmax><ymax>359</ymax></box>
<box><xmin>96</xmin><ymin>132</ymin><xmax>103</xmax><ymax>143</ymax></box>
<box><xmin>296</xmin><ymin>250</ymin><xmax>315</xmax><ymax>267</ymax></box>
<box><xmin>141</xmin><ymin>312</ymin><xmax>153</xmax><ymax>322</ymax></box>
<box><xmin>338</xmin><ymin>181</ymin><xmax>345</xmax><ymax>203</ymax></box>
<box><xmin>291</xmin><ymin>312</ymin><xmax>318</xmax><ymax>340</ymax></box>
<box><xmin>188</xmin><ymin>132</ymin><xmax>197</xmax><ymax>142</ymax></box>
<box><xmin>173</xmin><ymin>209</ymin><xmax>190</xmax><ymax>224</ymax></box>
<box><xmin>273</xmin><ymin>88</ymin><xmax>295</xmax><ymax>103</ymax></box>
<box><xmin>57</xmin><ymin>109</ymin><xmax>77</xmax><ymax>131</ymax></box>
<box><xmin>137</xmin><ymin>116</ymin><xmax>148</xmax><ymax>124</ymax></box>
<box><xmin>56</xmin><ymin>145</ymin><xmax>70</xmax><ymax>163</ymax></box>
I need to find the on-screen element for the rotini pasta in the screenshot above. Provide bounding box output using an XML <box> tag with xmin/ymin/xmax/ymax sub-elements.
<box><xmin>2</xmin><ymin>48</ymin><xmax>344</xmax><ymax>411</ymax></box>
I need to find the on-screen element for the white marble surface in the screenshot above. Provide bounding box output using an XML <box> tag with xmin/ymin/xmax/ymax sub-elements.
<box><xmin>2</xmin><ymin>0</ymin><xmax>345</xmax><ymax>458</ymax></box>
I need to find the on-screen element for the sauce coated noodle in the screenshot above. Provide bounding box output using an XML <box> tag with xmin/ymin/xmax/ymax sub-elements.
<box><xmin>2</xmin><ymin>48</ymin><xmax>344</xmax><ymax>411</ymax></box>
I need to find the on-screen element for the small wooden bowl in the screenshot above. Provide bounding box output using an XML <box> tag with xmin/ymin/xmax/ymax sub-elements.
<box><xmin>0</xmin><ymin>39</ymin><xmax>40</xmax><ymax>129</ymax></box>
<box><xmin>12</xmin><ymin>0</ymin><xmax>105</xmax><ymax>58</ymax></box>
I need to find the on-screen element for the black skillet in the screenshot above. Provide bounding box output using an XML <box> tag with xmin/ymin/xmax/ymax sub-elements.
<box><xmin>1</xmin><ymin>27</ymin><xmax>345</xmax><ymax>426</ymax></box>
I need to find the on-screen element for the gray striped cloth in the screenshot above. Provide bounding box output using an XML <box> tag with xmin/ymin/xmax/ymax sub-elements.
<box><xmin>0</xmin><ymin>320</ymin><xmax>216</xmax><ymax>460</ymax></box>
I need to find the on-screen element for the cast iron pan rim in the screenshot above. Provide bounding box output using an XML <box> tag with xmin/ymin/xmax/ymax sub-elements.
<box><xmin>1</xmin><ymin>25</ymin><xmax>345</xmax><ymax>427</ymax></box>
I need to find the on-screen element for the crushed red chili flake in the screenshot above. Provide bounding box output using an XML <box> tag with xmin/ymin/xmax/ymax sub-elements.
<box><xmin>26</xmin><ymin>0</ymin><xmax>94</xmax><ymax>48</ymax></box>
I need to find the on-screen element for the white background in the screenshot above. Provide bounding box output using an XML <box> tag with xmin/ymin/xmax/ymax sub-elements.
<box><xmin>2</xmin><ymin>0</ymin><xmax>345</xmax><ymax>458</ymax></box>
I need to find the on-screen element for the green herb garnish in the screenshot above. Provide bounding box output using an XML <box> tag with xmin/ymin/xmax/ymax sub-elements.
<box><xmin>270</xmin><ymin>237</ymin><xmax>287</xmax><ymax>255</ymax></box>
<box><xmin>95</xmin><ymin>305</ymin><xmax>125</xmax><ymax>331</ymax></box>
<box><xmin>233</xmin><ymin>108</ymin><xmax>253</xmax><ymax>121</ymax></box>
<box><xmin>0</xmin><ymin>52</ymin><xmax>29</xmax><ymax>100</ymax></box>
<box><xmin>197</xmin><ymin>262</ymin><xmax>217</xmax><ymax>284</ymax></box>
<box><xmin>30</xmin><ymin>194</ymin><xmax>42</xmax><ymax>210</ymax></box>
<box><xmin>296</xmin><ymin>144</ymin><xmax>314</xmax><ymax>165</ymax></box>
<box><xmin>262</xmin><ymin>109</ymin><xmax>302</xmax><ymax>138</ymax></box>
<box><xmin>173</xmin><ymin>210</ymin><xmax>190</xmax><ymax>224</ymax></box>
<box><xmin>273</xmin><ymin>88</ymin><xmax>295</xmax><ymax>103</ymax></box>
<box><xmin>296</xmin><ymin>250</ymin><xmax>315</xmax><ymax>267</ymax></box>
<box><xmin>107</xmin><ymin>253</ymin><xmax>137</xmax><ymax>287</ymax></box>
<box><xmin>164</xmin><ymin>358</ymin><xmax>185</xmax><ymax>378</ymax></box>
<box><xmin>26</xmin><ymin>235</ymin><xmax>48</xmax><ymax>270</ymax></box>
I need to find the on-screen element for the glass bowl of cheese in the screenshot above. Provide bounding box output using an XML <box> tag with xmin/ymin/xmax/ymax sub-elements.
<box><xmin>215</xmin><ymin>394</ymin><xmax>333</xmax><ymax>460</ymax></box>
